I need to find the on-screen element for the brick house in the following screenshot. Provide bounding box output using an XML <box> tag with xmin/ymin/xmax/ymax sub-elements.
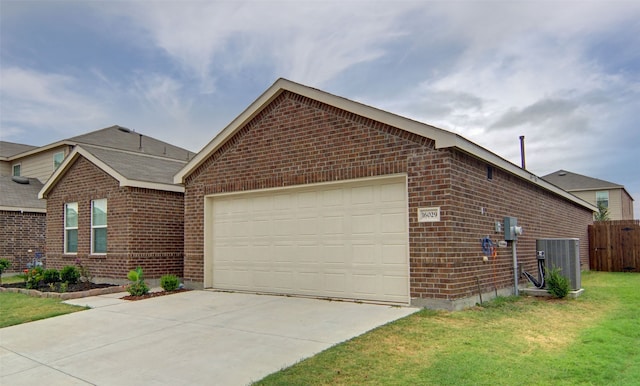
<box><xmin>174</xmin><ymin>79</ymin><xmax>596</xmax><ymax>310</ymax></box>
<box><xmin>39</xmin><ymin>145</ymin><xmax>187</xmax><ymax>282</ymax></box>
<box><xmin>1</xmin><ymin>126</ymin><xmax>194</xmax><ymax>274</ymax></box>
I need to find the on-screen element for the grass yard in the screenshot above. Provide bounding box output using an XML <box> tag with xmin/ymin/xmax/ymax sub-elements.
<box><xmin>0</xmin><ymin>290</ymin><xmax>87</xmax><ymax>328</ymax></box>
<box><xmin>256</xmin><ymin>271</ymin><xmax>640</xmax><ymax>385</ymax></box>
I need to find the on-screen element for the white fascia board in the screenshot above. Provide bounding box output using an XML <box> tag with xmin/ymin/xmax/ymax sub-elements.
<box><xmin>120</xmin><ymin>178</ymin><xmax>185</xmax><ymax>193</ymax></box>
<box><xmin>0</xmin><ymin>205</ymin><xmax>46</xmax><ymax>213</ymax></box>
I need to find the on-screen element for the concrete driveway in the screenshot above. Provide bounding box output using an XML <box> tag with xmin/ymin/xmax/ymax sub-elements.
<box><xmin>0</xmin><ymin>290</ymin><xmax>417</xmax><ymax>385</ymax></box>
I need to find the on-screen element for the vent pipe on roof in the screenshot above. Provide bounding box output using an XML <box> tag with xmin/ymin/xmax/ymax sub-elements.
<box><xmin>519</xmin><ymin>135</ymin><xmax>526</xmax><ymax>169</ymax></box>
<box><xmin>139</xmin><ymin>134</ymin><xmax>143</xmax><ymax>151</ymax></box>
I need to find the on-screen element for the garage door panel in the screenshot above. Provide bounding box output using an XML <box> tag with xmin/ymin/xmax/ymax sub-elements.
<box><xmin>210</xmin><ymin>176</ymin><xmax>409</xmax><ymax>304</ymax></box>
<box><xmin>381</xmin><ymin>213</ymin><xmax>406</xmax><ymax>233</ymax></box>
<box><xmin>382</xmin><ymin>244</ymin><xmax>408</xmax><ymax>264</ymax></box>
<box><xmin>352</xmin><ymin>214</ymin><xmax>376</xmax><ymax>234</ymax></box>
<box><xmin>321</xmin><ymin>216</ymin><xmax>344</xmax><ymax>234</ymax></box>
<box><xmin>322</xmin><ymin>189</ymin><xmax>344</xmax><ymax>206</ymax></box>
<box><xmin>351</xmin><ymin>185</ymin><xmax>374</xmax><ymax>204</ymax></box>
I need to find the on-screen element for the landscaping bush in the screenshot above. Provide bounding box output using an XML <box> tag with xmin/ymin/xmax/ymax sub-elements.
<box><xmin>43</xmin><ymin>269</ymin><xmax>61</xmax><ymax>284</ymax></box>
<box><xmin>61</xmin><ymin>266</ymin><xmax>80</xmax><ymax>284</ymax></box>
<box><xmin>546</xmin><ymin>266</ymin><xmax>570</xmax><ymax>298</ymax></box>
<box><xmin>160</xmin><ymin>274</ymin><xmax>180</xmax><ymax>291</ymax></box>
<box><xmin>0</xmin><ymin>258</ymin><xmax>10</xmax><ymax>285</ymax></box>
<box><xmin>126</xmin><ymin>267</ymin><xmax>149</xmax><ymax>296</ymax></box>
<box><xmin>24</xmin><ymin>266</ymin><xmax>44</xmax><ymax>289</ymax></box>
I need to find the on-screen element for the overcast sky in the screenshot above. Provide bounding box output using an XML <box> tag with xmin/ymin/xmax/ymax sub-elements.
<box><xmin>1</xmin><ymin>1</ymin><xmax>639</xmax><ymax>216</ymax></box>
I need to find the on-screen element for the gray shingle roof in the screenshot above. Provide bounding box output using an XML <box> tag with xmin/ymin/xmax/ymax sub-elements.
<box><xmin>69</xmin><ymin>125</ymin><xmax>195</xmax><ymax>161</ymax></box>
<box><xmin>81</xmin><ymin>145</ymin><xmax>187</xmax><ymax>185</ymax></box>
<box><xmin>0</xmin><ymin>176</ymin><xmax>45</xmax><ymax>211</ymax></box>
<box><xmin>0</xmin><ymin>141</ymin><xmax>38</xmax><ymax>158</ymax></box>
<box><xmin>542</xmin><ymin>170</ymin><xmax>622</xmax><ymax>191</ymax></box>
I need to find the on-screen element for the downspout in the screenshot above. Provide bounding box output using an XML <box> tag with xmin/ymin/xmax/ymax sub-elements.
<box><xmin>512</xmin><ymin>240</ymin><xmax>519</xmax><ymax>296</ymax></box>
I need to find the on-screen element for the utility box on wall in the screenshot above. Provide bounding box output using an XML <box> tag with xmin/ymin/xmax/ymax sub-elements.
<box><xmin>537</xmin><ymin>238</ymin><xmax>581</xmax><ymax>290</ymax></box>
<box><xmin>504</xmin><ymin>216</ymin><xmax>518</xmax><ymax>241</ymax></box>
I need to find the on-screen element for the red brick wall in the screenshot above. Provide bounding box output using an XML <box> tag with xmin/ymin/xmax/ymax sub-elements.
<box><xmin>421</xmin><ymin>151</ymin><xmax>594</xmax><ymax>301</ymax></box>
<box><xmin>0</xmin><ymin>210</ymin><xmax>46</xmax><ymax>273</ymax></box>
<box><xmin>125</xmin><ymin>187</ymin><xmax>184</xmax><ymax>278</ymax></box>
<box><xmin>45</xmin><ymin>156</ymin><xmax>184</xmax><ymax>280</ymax></box>
<box><xmin>183</xmin><ymin>91</ymin><xmax>593</xmax><ymax>304</ymax></box>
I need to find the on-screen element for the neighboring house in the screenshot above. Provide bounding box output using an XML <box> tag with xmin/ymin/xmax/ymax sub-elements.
<box><xmin>543</xmin><ymin>170</ymin><xmax>634</xmax><ymax>220</ymax></box>
<box><xmin>39</xmin><ymin>145</ymin><xmax>187</xmax><ymax>281</ymax></box>
<box><xmin>1</xmin><ymin>125</ymin><xmax>194</xmax><ymax>183</ymax></box>
<box><xmin>0</xmin><ymin>176</ymin><xmax>46</xmax><ymax>271</ymax></box>
<box><xmin>0</xmin><ymin>125</ymin><xmax>195</xmax><ymax>274</ymax></box>
<box><xmin>174</xmin><ymin>78</ymin><xmax>597</xmax><ymax>310</ymax></box>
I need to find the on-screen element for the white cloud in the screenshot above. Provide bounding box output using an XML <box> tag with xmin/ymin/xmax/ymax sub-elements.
<box><xmin>0</xmin><ymin>67</ymin><xmax>107</xmax><ymax>136</ymax></box>
<box><xmin>131</xmin><ymin>73</ymin><xmax>192</xmax><ymax>122</ymax></box>
<box><xmin>99</xmin><ymin>2</ymin><xmax>420</xmax><ymax>90</ymax></box>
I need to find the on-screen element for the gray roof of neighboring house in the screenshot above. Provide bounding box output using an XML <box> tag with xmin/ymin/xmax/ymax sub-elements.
<box><xmin>0</xmin><ymin>176</ymin><xmax>46</xmax><ymax>212</ymax></box>
<box><xmin>0</xmin><ymin>141</ymin><xmax>38</xmax><ymax>158</ymax></box>
<box><xmin>542</xmin><ymin>170</ymin><xmax>623</xmax><ymax>192</ymax></box>
<box><xmin>69</xmin><ymin>125</ymin><xmax>195</xmax><ymax>161</ymax></box>
<box><xmin>81</xmin><ymin>145</ymin><xmax>187</xmax><ymax>185</ymax></box>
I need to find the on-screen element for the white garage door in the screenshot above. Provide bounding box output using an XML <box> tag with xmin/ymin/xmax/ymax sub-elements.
<box><xmin>207</xmin><ymin>176</ymin><xmax>409</xmax><ymax>304</ymax></box>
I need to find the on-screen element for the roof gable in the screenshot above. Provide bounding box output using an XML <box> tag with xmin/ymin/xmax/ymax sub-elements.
<box><xmin>174</xmin><ymin>78</ymin><xmax>596</xmax><ymax>212</ymax></box>
<box><xmin>39</xmin><ymin>145</ymin><xmax>186</xmax><ymax>198</ymax></box>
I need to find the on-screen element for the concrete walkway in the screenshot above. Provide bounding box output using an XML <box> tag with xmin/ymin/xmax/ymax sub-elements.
<box><xmin>1</xmin><ymin>290</ymin><xmax>418</xmax><ymax>385</ymax></box>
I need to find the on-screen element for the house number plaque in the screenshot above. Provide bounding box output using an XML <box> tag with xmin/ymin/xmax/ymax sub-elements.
<box><xmin>417</xmin><ymin>207</ymin><xmax>440</xmax><ymax>222</ymax></box>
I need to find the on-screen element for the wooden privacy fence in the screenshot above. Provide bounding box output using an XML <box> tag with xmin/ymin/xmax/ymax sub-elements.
<box><xmin>589</xmin><ymin>220</ymin><xmax>640</xmax><ymax>272</ymax></box>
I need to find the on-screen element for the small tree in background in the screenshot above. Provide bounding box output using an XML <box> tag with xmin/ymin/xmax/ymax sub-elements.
<box><xmin>594</xmin><ymin>203</ymin><xmax>610</xmax><ymax>222</ymax></box>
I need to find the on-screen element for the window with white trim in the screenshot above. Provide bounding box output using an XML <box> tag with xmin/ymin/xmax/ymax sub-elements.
<box><xmin>53</xmin><ymin>151</ymin><xmax>64</xmax><ymax>170</ymax></box>
<box><xmin>91</xmin><ymin>199</ymin><xmax>107</xmax><ymax>254</ymax></box>
<box><xmin>596</xmin><ymin>191</ymin><xmax>609</xmax><ymax>208</ymax></box>
<box><xmin>64</xmin><ymin>202</ymin><xmax>78</xmax><ymax>254</ymax></box>
<box><xmin>12</xmin><ymin>163</ymin><xmax>21</xmax><ymax>176</ymax></box>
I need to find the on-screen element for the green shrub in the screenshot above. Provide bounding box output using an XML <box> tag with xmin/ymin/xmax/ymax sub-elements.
<box><xmin>546</xmin><ymin>267</ymin><xmax>570</xmax><ymax>298</ymax></box>
<box><xmin>61</xmin><ymin>266</ymin><xmax>80</xmax><ymax>284</ymax></box>
<box><xmin>43</xmin><ymin>269</ymin><xmax>61</xmax><ymax>284</ymax></box>
<box><xmin>0</xmin><ymin>258</ymin><xmax>10</xmax><ymax>285</ymax></box>
<box><xmin>126</xmin><ymin>267</ymin><xmax>149</xmax><ymax>296</ymax></box>
<box><xmin>160</xmin><ymin>274</ymin><xmax>180</xmax><ymax>291</ymax></box>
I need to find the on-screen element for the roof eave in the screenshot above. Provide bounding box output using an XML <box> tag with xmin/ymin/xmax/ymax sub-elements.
<box><xmin>7</xmin><ymin>140</ymin><xmax>74</xmax><ymax>161</ymax></box>
<box><xmin>120</xmin><ymin>179</ymin><xmax>185</xmax><ymax>193</ymax></box>
<box><xmin>0</xmin><ymin>205</ymin><xmax>46</xmax><ymax>213</ymax></box>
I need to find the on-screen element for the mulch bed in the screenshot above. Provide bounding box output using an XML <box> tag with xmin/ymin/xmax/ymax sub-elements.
<box><xmin>121</xmin><ymin>288</ymin><xmax>191</xmax><ymax>301</ymax></box>
<box><xmin>1</xmin><ymin>282</ymin><xmax>117</xmax><ymax>292</ymax></box>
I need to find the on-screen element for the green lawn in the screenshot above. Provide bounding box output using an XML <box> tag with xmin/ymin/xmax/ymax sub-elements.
<box><xmin>0</xmin><ymin>291</ymin><xmax>87</xmax><ymax>328</ymax></box>
<box><xmin>256</xmin><ymin>271</ymin><xmax>640</xmax><ymax>385</ymax></box>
